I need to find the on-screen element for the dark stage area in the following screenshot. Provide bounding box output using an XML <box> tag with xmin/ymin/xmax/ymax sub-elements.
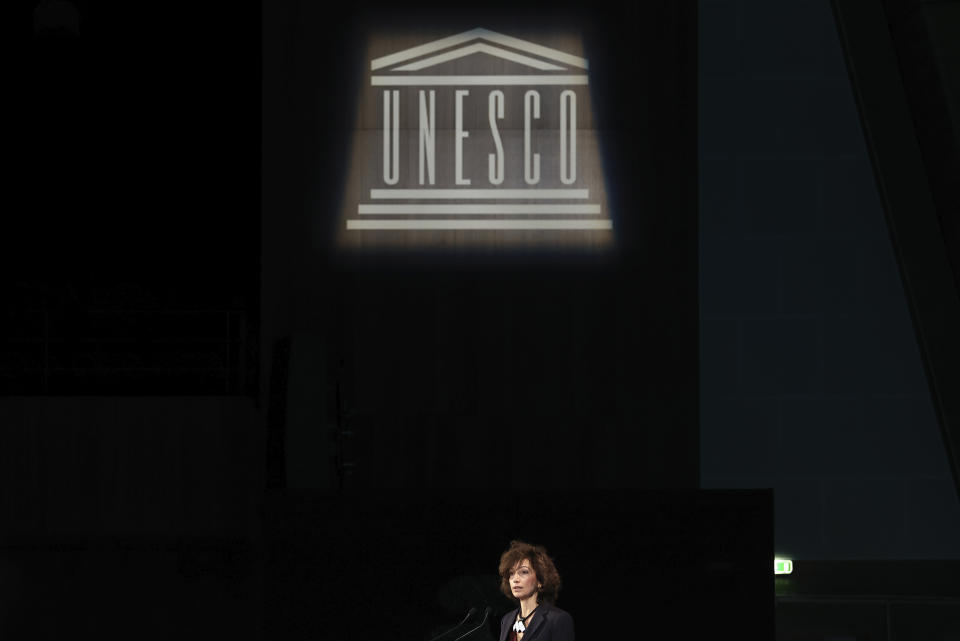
<box><xmin>2</xmin><ymin>491</ymin><xmax>772</xmax><ymax>640</ymax></box>
<box><xmin>9</xmin><ymin>0</ymin><xmax>960</xmax><ymax>639</ymax></box>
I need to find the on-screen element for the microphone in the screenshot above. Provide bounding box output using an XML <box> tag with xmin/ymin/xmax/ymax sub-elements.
<box><xmin>428</xmin><ymin>607</ymin><xmax>478</xmax><ymax>641</ymax></box>
<box><xmin>451</xmin><ymin>606</ymin><xmax>491</xmax><ymax>641</ymax></box>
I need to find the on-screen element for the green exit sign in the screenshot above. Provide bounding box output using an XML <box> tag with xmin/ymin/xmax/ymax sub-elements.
<box><xmin>775</xmin><ymin>559</ymin><xmax>793</xmax><ymax>575</ymax></box>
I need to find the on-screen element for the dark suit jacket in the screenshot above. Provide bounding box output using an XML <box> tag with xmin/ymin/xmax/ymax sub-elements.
<box><xmin>498</xmin><ymin>602</ymin><xmax>574</xmax><ymax>641</ymax></box>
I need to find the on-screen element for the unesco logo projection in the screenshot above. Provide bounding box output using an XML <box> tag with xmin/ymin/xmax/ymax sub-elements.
<box><xmin>339</xmin><ymin>28</ymin><xmax>612</xmax><ymax>247</ymax></box>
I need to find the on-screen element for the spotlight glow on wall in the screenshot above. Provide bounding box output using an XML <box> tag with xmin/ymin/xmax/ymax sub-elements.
<box><xmin>338</xmin><ymin>27</ymin><xmax>613</xmax><ymax>250</ymax></box>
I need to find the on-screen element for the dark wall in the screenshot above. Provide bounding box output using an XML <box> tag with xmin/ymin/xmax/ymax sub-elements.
<box><xmin>0</xmin><ymin>397</ymin><xmax>265</xmax><ymax>639</ymax></box>
<box><xmin>15</xmin><ymin>2</ymin><xmax>261</xmax><ymax>394</ymax></box>
<box><xmin>698</xmin><ymin>0</ymin><xmax>960</xmax><ymax>559</ymax></box>
<box><xmin>0</xmin><ymin>397</ymin><xmax>262</xmax><ymax>538</ymax></box>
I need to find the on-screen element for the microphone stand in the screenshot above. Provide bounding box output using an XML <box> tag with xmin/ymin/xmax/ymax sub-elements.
<box><xmin>428</xmin><ymin>607</ymin><xmax>478</xmax><ymax>641</ymax></box>
<box><xmin>451</xmin><ymin>606</ymin><xmax>492</xmax><ymax>641</ymax></box>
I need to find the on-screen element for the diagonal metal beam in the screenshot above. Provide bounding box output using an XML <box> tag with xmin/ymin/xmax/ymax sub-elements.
<box><xmin>831</xmin><ymin>0</ymin><xmax>960</xmax><ymax>503</ymax></box>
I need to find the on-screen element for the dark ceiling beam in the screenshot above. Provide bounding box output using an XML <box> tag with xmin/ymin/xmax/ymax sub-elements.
<box><xmin>831</xmin><ymin>0</ymin><xmax>960</xmax><ymax>503</ymax></box>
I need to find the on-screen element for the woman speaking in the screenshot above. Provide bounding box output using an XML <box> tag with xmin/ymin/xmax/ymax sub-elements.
<box><xmin>497</xmin><ymin>541</ymin><xmax>575</xmax><ymax>641</ymax></box>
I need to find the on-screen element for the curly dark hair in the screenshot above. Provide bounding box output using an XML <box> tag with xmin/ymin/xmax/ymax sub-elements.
<box><xmin>497</xmin><ymin>540</ymin><xmax>563</xmax><ymax>605</ymax></box>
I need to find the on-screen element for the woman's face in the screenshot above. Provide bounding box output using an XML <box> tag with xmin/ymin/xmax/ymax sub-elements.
<box><xmin>508</xmin><ymin>558</ymin><xmax>538</xmax><ymax>601</ymax></box>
